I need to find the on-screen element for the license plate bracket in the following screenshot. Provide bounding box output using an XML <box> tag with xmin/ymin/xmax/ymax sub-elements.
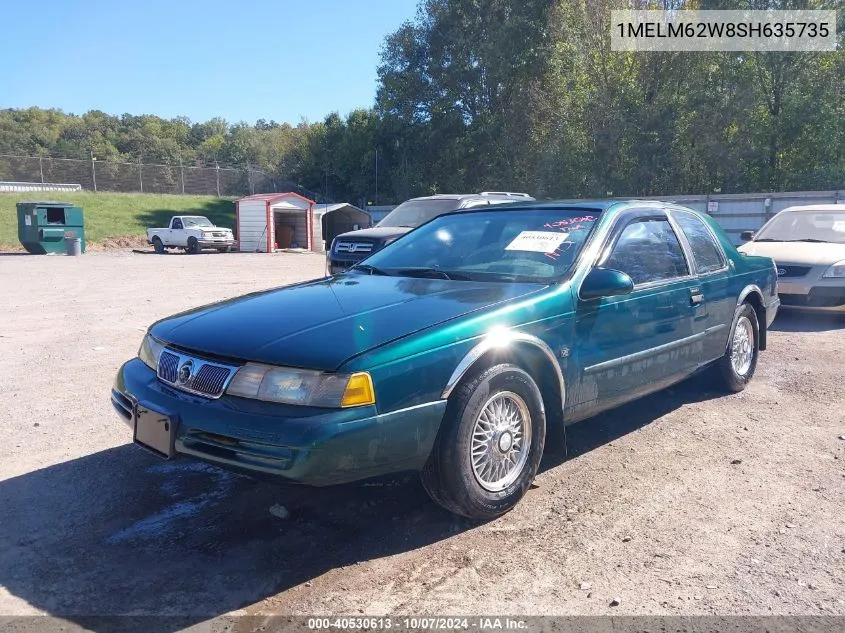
<box><xmin>133</xmin><ymin>400</ymin><xmax>177</xmax><ymax>458</ymax></box>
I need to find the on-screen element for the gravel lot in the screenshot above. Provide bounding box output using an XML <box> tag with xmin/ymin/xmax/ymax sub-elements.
<box><xmin>1</xmin><ymin>251</ymin><xmax>843</xmax><ymax>624</ymax></box>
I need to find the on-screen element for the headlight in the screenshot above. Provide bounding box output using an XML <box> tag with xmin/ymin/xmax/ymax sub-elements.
<box><xmin>202</xmin><ymin>231</ymin><xmax>213</xmax><ymax>238</ymax></box>
<box><xmin>138</xmin><ymin>334</ymin><xmax>165</xmax><ymax>371</ymax></box>
<box><xmin>226</xmin><ymin>363</ymin><xmax>375</xmax><ymax>408</ymax></box>
<box><xmin>822</xmin><ymin>260</ymin><xmax>845</xmax><ymax>278</ymax></box>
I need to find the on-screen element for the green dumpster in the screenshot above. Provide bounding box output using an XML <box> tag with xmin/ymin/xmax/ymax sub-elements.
<box><xmin>17</xmin><ymin>201</ymin><xmax>86</xmax><ymax>254</ymax></box>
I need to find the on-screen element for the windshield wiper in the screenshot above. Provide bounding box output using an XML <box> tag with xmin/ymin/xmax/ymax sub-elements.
<box><xmin>351</xmin><ymin>263</ymin><xmax>391</xmax><ymax>276</ymax></box>
<box><xmin>395</xmin><ymin>267</ymin><xmax>471</xmax><ymax>281</ymax></box>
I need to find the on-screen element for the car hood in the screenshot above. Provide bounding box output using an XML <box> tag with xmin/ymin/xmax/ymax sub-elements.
<box><xmin>738</xmin><ymin>241</ymin><xmax>845</xmax><ymax>265</ymax></box>
<box><xmin>150</xmin><ymin>275</ymin><xmax>542</xmax><ymax>370</ymax></box>
<box><xmin>335</xmin><ymin>226</ymin><xmax>413</xmax><ymax>241</ymax></box>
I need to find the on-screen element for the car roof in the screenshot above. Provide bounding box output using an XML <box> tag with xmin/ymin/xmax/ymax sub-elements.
<box><xmin>408</xmin><ymin>193</ymin><xmax>531</xmax><ymax>202</ymax></box>
<box><xmin>435</xmin><ymin>199</ymin><xmax>715</xmax><ymax>218</ymax></box>
<box><xmin>778</xmin><ymin>204</ymin><xmax>845</xmax><ymax>213</ymax></box>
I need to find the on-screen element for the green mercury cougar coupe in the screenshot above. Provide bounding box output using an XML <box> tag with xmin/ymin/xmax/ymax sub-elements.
<box><xmin>112</xmin><ymin>200</ymin><xmax>779</xmax><ymax>519</ymax></box>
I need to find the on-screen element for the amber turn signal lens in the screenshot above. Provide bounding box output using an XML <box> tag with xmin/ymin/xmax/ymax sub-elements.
<box><xmin>341</xmin><ymin>372</ymin><xmax>376</xmax><ymax>407</ymax></box>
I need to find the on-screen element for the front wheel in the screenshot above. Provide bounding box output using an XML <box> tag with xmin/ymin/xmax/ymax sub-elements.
<box><xmin>421</xmin><ymin>363</ymin><xmax>546</xmax><ymax>520</ymax></box>
<box><xmin>152</xmin><ymin>237</ymin><xmax>165</xmax><ymax>254</ymax></box>
<box><xmin>715</xmin><ymin>302</ymin><xmax>759</xmax><ymax>392</ymax></box>
<box><xmin>187</xmin><ymin>237</ymin><xmax>200</xmax><ymax>255</ymax></box>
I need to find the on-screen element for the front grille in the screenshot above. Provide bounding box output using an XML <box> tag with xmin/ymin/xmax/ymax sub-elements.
<box><xmin>156</xmin><ymin>349</ymin><xmax>238</xmax><ymax>399</ymax></box>
<box><xmin>211</xmin><ymin>232</ymin><xmax>228</xmax><ymax>238</ymax></box>
<box><xmin>159</xmin><ymin>350</ymin><xmax>179</xmax><ymax>382</ymax></box>
<box><xmin>334</xmin><ymin>240</ymin><xmax>374</xmax><ymax>255</ymax></box>
<box><xmin>192</xmin><ymin>364</ymin><xmax>231</xmax><ymax>396</ymax></box>
<box><xmin>776</xmin><ymin>265</ymin><xmax>812</xmax><ymax>278</ymax></box>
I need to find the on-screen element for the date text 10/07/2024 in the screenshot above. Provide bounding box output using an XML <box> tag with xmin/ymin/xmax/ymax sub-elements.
<box><xmin>307</xmin><ymin>617</ymin><xmax>528</xmax><ymax>630</ymax></box>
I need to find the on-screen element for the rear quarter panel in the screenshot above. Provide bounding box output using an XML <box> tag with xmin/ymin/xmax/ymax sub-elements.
<box><xmin>701</xmin><ymin>214</ymin><xmax>778</xmax><ymax>342</ymax></box>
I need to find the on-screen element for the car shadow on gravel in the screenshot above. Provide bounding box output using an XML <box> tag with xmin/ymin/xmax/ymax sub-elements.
<box><xmin>769</xmin><ymin>310</ymin><xmax>845</xmax><ymax>333</ymax></box>
<box><xmin>0</xmin><ymin>374</ymin><xmax>725</xmax><ymax>631</ymax></box>
<box><xmin>545</xmin><ymin>371</ymin><xmax>724</xmax><ymax>466</ymax></box>
<box><xmin>0</xmin><ymin>443</ymin><xmax>467</xmax><ymax>632</ymax></box>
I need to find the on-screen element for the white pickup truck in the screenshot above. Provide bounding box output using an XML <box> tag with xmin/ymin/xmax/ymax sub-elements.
<box><xmin>147</xmin><ymin>216</ymin><xmax>235</xmax><ymax>254</ymax></box>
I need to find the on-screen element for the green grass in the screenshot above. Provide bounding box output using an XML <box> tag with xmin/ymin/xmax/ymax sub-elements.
<box><xmin>0</xmin><ymin>191</ymin><xmax>236</xmax><ymax>249</ymax></box>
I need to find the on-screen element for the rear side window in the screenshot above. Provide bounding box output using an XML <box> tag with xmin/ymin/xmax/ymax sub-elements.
<box><xmin>604</xmin><ymin>218</ymin><xmax>689</xmax><ymax>285</ymax></box>
<box><xmin>673</xmin><ymin>212</ymin><xmax>726</xmax><ymax>274</ymax></box>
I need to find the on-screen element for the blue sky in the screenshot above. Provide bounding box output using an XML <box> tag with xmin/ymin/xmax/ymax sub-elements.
<box><xmin>2</xmin><ymin>0</ymin><xmax>419</xmax><ymax>125</ymax></box>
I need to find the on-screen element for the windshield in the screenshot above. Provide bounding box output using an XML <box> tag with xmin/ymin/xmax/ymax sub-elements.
<box><xmin>360</xmin><ymin>209</ymin><xmax>601</xmax><ymax>283</ymax></box>
<box><xmin>755</xmin><ymin>210</ymin><xmax>845</xmax><ymax>244</ymax></box>
<box><xmin>377</xmin><ymin>199</ymin><xmax>462</xmax><ymax>228</ymax></box>
<box><xmin>183</xmin><ymin>216</ymin><xmax>214</xmax><ymax>228</ymax></box>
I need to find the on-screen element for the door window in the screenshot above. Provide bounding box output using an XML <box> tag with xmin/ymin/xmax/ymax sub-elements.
<box><xmin>172</xmin><ymin>219</ymin><xmax>183</xmax><ymax>230</ymax></box>
<box><xmin>672</xmin><ymin>211</ymin><xmax>726</xmax><ymax>274</ymax></box>
<box><xmin>603</xmin><ymin>218</ymin><xmax>689</xmax><ymax>285</ymax></box>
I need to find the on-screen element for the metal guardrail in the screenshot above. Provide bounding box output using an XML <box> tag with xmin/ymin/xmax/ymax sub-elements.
<box><xmin>0</xmin><ymin>181</ymin><xmax>83</xmax><ymax>193</ymax></box>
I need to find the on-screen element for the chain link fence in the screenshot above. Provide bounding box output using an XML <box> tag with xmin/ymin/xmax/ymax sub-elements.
<box><xmin>0</xmin><ymin>154</ymin><xmax>291</xmax><ymax>197</ymax></box>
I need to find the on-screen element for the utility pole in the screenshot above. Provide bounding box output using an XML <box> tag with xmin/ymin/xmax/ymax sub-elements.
<box><xmin>374</xmin><ymin>147</ymin><xmax>379</xmax><ymax>205</ymax></box>
<box><xmin>90</xmin><ymin>150</ymin><xmax>97</xmax><ymax>192</ymax></box>
<box><xmin>324</xmin><ymin>134</ymin><xmax>329</xmax><ymax>203</ymax></box>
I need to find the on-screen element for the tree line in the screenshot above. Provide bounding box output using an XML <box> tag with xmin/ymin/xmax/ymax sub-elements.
<box><xmin>2</xmin><ymin>0</ymin><xmax>843</xmax><ymax>204</ymax></box>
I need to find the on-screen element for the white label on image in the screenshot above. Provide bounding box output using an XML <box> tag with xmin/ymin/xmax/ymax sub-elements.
<box><xmin>24</xmin><ymin>215</ymin><xmax>31</xmax><ymax>226</ymax></box>
<box><xmin>505</xmin><ymin>231</ymin><xmax>569</xmax><ymax>253</ymax></box>
<box><xmin>832</xmin><ymin>221</ymin><xmax>845</xmax><ymax>232</ymax></box>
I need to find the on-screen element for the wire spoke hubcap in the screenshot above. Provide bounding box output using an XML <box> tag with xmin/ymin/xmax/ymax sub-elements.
<box><xmin>731</xmin><ymin>315</ymin><xmax>754</xmax><ymax>376</ymax></box>
<box><xmin>470</xmin><ymin>391</ymin><xmax>532</xmax><ymax>492</ymax></box>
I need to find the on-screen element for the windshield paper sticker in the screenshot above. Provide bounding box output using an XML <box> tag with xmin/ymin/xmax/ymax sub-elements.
<box><xmin>505</xmin><ymin>231</ymin><xmax>570</xmax><ymax>253</ymax></box>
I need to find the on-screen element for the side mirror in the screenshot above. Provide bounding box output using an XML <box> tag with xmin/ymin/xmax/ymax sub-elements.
<box><xmin>580</xmin><ymin>268</ymin><xmax>635</xmax><ymax>300</ymax></box>
<box><xmin>740</xmin><ymin>230</ymin><xmax>755</xmax><ymax>242</ymax></box>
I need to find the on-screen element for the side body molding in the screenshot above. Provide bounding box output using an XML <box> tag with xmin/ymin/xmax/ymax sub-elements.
<box><xmin>441</xmin><ymin>330</ymin><xmax>566</xmax><ymax>414</ymax></box>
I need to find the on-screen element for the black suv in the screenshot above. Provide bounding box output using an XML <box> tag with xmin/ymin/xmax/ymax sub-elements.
<box><xmin>327</xmin><ymin>192</ymin><xmax>533</xmax><ymax>274</ymax></box>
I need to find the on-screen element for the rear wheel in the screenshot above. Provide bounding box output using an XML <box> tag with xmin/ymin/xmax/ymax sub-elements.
<box><xmin>715</xmin><ymin>302</ymin><xmax>759</xmax><ymax>392</ymax></box>
<box><xmin>152</xmin><ymin>237</ymin><xmax>165</xmax><ymax>254</ymax></box>
<box><xmin>421</xmin><ymin>363</ymin><xmax>545</xmax><ymax>520</ymax></box>
<box><xmin>187</xmin><ymin>237</ymin><xmax>200</xmax><ymax>255</ymax></box>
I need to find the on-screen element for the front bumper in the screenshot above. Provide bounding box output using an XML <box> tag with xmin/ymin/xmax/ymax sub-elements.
<box><xmin>112</xmin><ymin>358</ymin><xmax>445</xmax><ymax>485</ymax></box>
<box><xmin>327</xmin><ymin>256</ymin><xmax>364</xmax><ymax>275</ymax></box>
<box><xmin>197</xmin><ymin>238</ymin><xmax>235</xmax><ymax>249</ymax></box>
<box><xmin>777</xmin><ymin>278</ymin><xmax>845</xmax><ymax>314</ymax></box>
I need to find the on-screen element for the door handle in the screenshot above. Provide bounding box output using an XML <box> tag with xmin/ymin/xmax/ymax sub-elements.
<box><xmin>689</xmin><ymin>290</ymin><xmax>704</xmax><ymax>306</ymax></box>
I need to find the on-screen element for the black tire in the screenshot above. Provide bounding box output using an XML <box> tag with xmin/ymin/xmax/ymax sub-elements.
<box><xmin>152</xmin><ymin>237</ymin><xmax>165</xmax><ymax>254</ymax></box>
<box><xmin>715</xmin><ymin>302</ymin><xmax>759</xmax><ymax>392</ymax></box>
<box><xmin>421</xmin><ymin>363</ymin><xmax>546</xmax><ymax>520</ymax></box>
<box><xmin>187</xmin><ymin>237</ymin><xmax>200</xmax><ymax>255</ymax></box>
